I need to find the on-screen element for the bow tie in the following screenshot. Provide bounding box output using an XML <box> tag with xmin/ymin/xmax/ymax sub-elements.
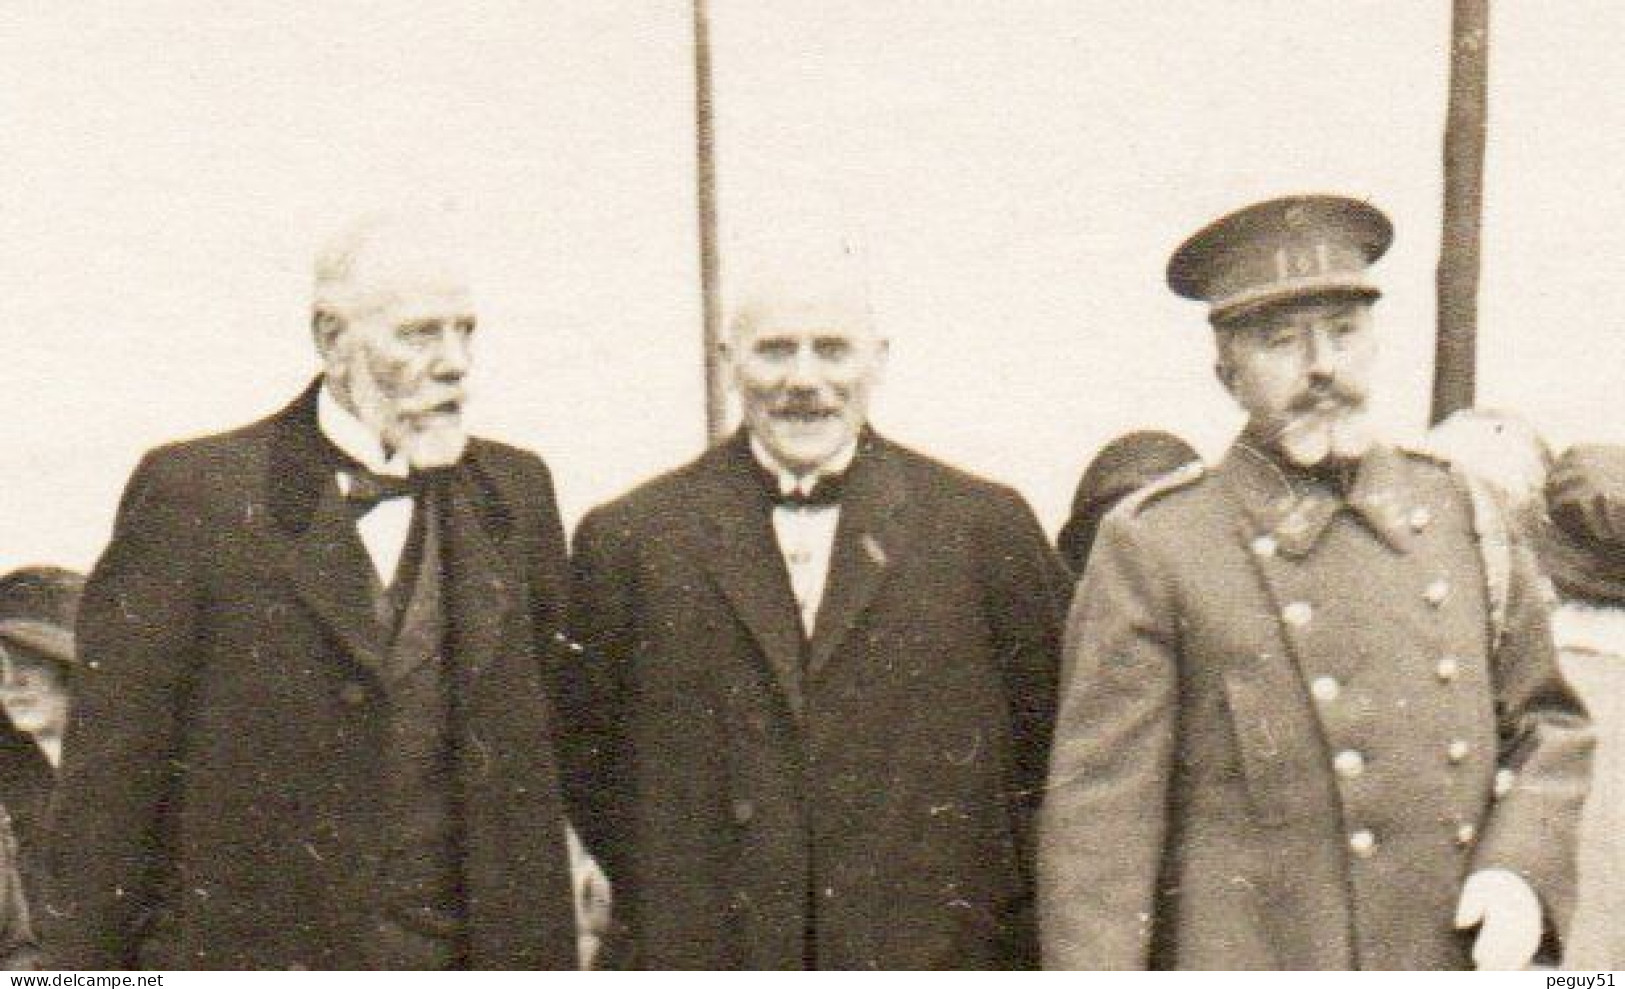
<box><xmin>768</xmin><ymin>473</ymin><xmax>846</xmax><ymax>509</ymax></box>
<box><xmin>342</xmin><ymin>469</ymin><xmax>423</xmax><ymax>512</ymax></box>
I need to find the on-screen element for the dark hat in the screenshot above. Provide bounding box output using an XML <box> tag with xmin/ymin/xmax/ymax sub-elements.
<box><xmin>1167</xmin><ymin>194</ymin><xmax>1393</xmax><ymax>325</ymax></box>
<box><xmin>1057</xmin><ymin>431</ymin><xmax>1200</xmax><ymax>574</ymax></box>
<box><xmin>0</xmin><ymin>566</ymin><xmax>85</xmax><ymax>669</ymax></box>
<box><xmin>1539</xmin><ymin>445</ymin><xmax>1625</xmax><ymax>606</ymax></box>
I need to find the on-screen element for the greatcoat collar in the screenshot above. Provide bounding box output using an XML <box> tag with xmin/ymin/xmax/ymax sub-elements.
<box><xmin>1221</xmin><ymin>440</ymin><xmax>1421</xmax><ymax>559</ymax></box>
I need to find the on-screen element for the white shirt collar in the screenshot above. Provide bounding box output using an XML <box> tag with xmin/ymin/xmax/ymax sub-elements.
<box><xmin>317</xmin><ymin>380</ymin><xmax>412</xmax><ymax>479</ymax></box>
<box><xmin>749</xmin><ymin>433</ymin><xmax>860</xmax><ymax>497</ymax></box>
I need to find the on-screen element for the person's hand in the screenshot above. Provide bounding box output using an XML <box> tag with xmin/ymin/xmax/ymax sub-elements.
<box><xmin>1454</xmin><ymin>868</ymin><xmax>1542</xmax><ymax>970</ymax></box>
<box><xmin>1547</xmin><ymin>444</ymin><xmax>1625</xmax><ymax>551</ymax></box>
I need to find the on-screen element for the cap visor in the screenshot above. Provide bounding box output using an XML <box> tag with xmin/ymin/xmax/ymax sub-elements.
<box><xmin>1210</xmin><ymin>279</ymin><xmax>1380</xmax><ymax>326</ymax></box>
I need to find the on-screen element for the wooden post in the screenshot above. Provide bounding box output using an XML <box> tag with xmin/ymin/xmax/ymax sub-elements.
<box><xmin>1431</xmin><ymin>0</ymin><xmax>1490</xmax><ymax>424</ymax></box>
<box><xmin>694</xmin><ymin>0</ymin><xmax>728</xmax><ymax>443</ymax></box>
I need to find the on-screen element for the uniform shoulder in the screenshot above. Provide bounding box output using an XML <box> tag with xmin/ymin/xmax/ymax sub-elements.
<box><xmin>1395</xmin><ymin>443</ymin><xmax>1459</xmax><ymax>476</ymax></box>
<box><xmin>1115</xmin><ymin>459</ymin><xmax>1210</xmax><ymax>520</ymax></box>
<box><xmin>1392</xmin><ymin>443</ymin><xmax>1482</xmax><ymax>502</ymax></box>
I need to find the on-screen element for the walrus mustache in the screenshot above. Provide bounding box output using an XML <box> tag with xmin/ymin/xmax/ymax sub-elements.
<box><xmin>1286</xmin><ymin>382</ymin><xmax>1365</xmax><ymax>416</ymax></box>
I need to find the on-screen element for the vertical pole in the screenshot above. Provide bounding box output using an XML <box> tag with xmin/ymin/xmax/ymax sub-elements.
<box><xmin>1431</xmin><ymin>0</ymin><xmax>1490</xmax><ymax>424</ymax></box>
<box><xmin>694</xmin><ymin>0</ymin><xmax>728</xmax><ymax>443</ymax></box>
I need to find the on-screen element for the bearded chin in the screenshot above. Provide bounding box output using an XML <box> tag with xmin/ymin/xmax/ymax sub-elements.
<box><xmin>343</xmin><ymin>364</ymin><xmax>469</xmax><ymax>470</ymax></box>
<box><xmin>1276</xmin><ymin>407</ymin><xmax>1374</xmax><ymax>467</ymax></box>
<box><xmin>395</xmin><ymin>423</ymin><xmax>468</xmax><ymax>470</ymax></box>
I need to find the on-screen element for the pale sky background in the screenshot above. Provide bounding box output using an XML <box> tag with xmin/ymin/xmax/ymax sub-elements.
<box><xmin>2</xmin><ymin>2</ymin><xmax>1622</xmax><ymax>574</ymax></box>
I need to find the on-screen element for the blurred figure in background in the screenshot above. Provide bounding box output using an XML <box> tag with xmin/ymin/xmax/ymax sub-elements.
<box><xmin>1535</xmin><ymin>445</ymin><xmax>1625</xmax><ymax>970</ymax></box>
<box><xmin>1426</xmin><ymin>411</ymin><xmax>1624</xmax><ymax>970</ymax></box>
<box><xmin>0</xmin><ymin>567</ymin><xmax>72</xmax><ymax>970</ymax></box>
<box><xmin>0</xmin><ymin>567</ymin><xmax>83</xmax><ymax>907</ymax></box>
<box><xmin>1056</xmin><ymin>431</ymin><xmax>1199</xmax><ymax>574</ymax></box>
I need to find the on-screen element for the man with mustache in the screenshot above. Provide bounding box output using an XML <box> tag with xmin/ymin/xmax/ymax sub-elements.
<box><xmin>564</xmin><ymin>239</ymin><xmax>1069</xmax><ymax>968</ymax></box>
<box><xmin>44</xmin><ymin>213</ymin><xmax>581</xmax><ymax>969</ymax></box>
<box><xmin>1038</xmin><ymin>195</ymin><xmax>1593</xmax><ymax>970</ymax></box>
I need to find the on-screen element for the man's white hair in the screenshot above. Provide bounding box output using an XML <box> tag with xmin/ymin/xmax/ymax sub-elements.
<box><xmin>312</xmin><ymin>208</ymin><xmax>472</xmax><ymax>315</ymax></box>
<box><xmin>724</xmin><ymin>230</ymin><xmax>876</xmax><ymax>341</ymax></box>
<box><xmin>1424</xmin><ymin>407</ymin><xmax>1554</xmax><ymax>513</ymax></box>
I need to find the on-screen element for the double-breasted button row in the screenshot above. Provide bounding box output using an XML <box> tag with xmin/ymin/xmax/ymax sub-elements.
<box><xmin>1333</xmin><ymin>750</ymin><xmax>1365</xmax><ymax>779</ymax></box>
<box><xmin>1348</xmin><ymin>829</ymin><xmax>1376</xmax><ymax>858</ymax></box>
<box><xmin>1494</xmin><ymin>768</ymin><xmax>1516</xmax><ymax>797</ymax></box>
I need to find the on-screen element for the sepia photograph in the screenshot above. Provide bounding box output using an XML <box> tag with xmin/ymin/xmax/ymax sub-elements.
<box><xmin>0</xmin><ymin>0</ymin><xmax>1620</xmax><ymax>973</ymax></box>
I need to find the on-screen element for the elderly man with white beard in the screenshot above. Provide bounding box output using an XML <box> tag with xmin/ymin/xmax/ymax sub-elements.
<box><xmin>1037</xmin><ymin>195</ymin><xmax>1593</xmax><ymax>970</ymax></box>
<box><xmin>44</xmin><ymin>212</ymin><xmax>584</xmax><ymax>969</ymax></box>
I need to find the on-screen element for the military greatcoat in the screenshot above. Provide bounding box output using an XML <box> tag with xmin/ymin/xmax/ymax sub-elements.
<box><xmin>1038</xmin><ymin>441</ymin><xmax>1593</xmax><ymax>970</ymax></box>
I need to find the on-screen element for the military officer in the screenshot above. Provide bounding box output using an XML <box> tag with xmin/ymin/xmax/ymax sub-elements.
<box><xmin>1037</xmin><ymin>195</ymin><xmax>1593</xmax><ymax>970</ymax></box>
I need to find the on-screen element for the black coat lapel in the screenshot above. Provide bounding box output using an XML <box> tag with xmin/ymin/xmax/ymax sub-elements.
<box><xmin>437</xmin><ymin>453</ymin><xmax>521</xmax><ymax>688</ymax></box>
<box><xmin>269</xmin><ymin>381</ymin><xmax>388</xmax><ymax>674</ymax></box>
<box><xmin>806</xmin><ymin>436</ymin><xmax>909</xmax><ymax>677</ymax></box>
<box><xmin>696</xmin><ymin>436</ymin><xmax>809</xmax><ymax>718</ymax></box>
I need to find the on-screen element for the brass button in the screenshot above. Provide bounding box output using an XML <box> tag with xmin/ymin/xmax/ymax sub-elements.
<box><xmin>1283</xmin><ymin>601</ymin><xmax>1313</xmax><ymax>627</ymax></box>
<box><xmin>1251</xmin><ymin>535</ymin><xmax>1278</xmax><ymax>558</ymax></box>
<box><xmin>338</xmin><ymin>682</ymin><xmax>368</xmax><ymax>706</ymax></box>
<box><xmin>1333</xmin><ymin>750</ymin><xmax>1365</xmax><ymax>779</ymax></box>
<box><xmin>1494</xmin><ymin>768</ymin><xmax>1516</xmax><ymax>798</ymax></box>
<box><xmin>1455</xmin><ymin>822</ymin><xmax>1477</xmax><ymax>847</ymax></box>
<box><xmin>1349</xmin><ymin>829</ymin><xmax>1376</xmax><ymax>857</ymax></box>
<box><xmin>730</xmin><ymin>799</ymin><xmax>755</xmax><ymax>825</ymax></box>
<box><xmin>1436</xmin><ymin>656</ymin><xmax>1461</xmax><ymax>682</ymax></box>
<box><xmin>1447</xmin><ymin>740</ymin><xmax>1470</xmax><ymax>764</ymax></box>
<box><xmin>1310</xmin><ymin>676</ymin><xmax>1341</xmax><ymax>702</ymax></box>
<box><xmin>1424</xmin><ymin>579</ymin><xmax>1451</xmax><ymax>606</ymax></box>
<box><xmin>1408</xmin><ymin>506</ymin><xmax>1433</xmax><ymax>532</ymax></box>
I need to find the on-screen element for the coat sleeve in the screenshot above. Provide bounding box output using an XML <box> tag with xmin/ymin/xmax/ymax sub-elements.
<box><xmin>561</xmin><ymin>506</ymin><xmax>638</xmax><ymax>885</ymax></box>
<box><xmin>1037</xmin><ymin>507</ymin><xmax>1178</xmax><ymax>970</ymax></box>
<box><xmin>43</xmin><ymin>451</ymin><xmax>204</xmax><ymax>969</ymax></box>
<box><xmin>977</xmin><ymin>488</ymin><xmax>1070</xmax><ymax>824</ymax></box>
<box><xmin>1471</xmin><ymin>526</ymin><xmax>1594</xmax><ymax>942</ymax></box>
<box><xmin>516</xmin><ymin>454</ymin><xmax>574</xmax><ymax>731</ymax></box>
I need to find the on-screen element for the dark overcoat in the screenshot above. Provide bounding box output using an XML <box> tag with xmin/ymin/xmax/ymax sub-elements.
<box><xmin>43</xmin><ymin>383</ymin><xmax>579</xmax><ymax>969</ymax></box>
<box><xmin>564</xmin><ymin>430</ymin><xmax>1069</xmax><ymax>969</ymax></box>
<box><xmin>1038</xmin><ymin>443</ymin><xmax>1594</xmax><ymax>970</ymax></box>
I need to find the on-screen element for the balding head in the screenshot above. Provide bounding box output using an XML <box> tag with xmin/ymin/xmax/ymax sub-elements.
<box><xmin>313</xmin><ymin>211</ymin><xmax>472</xmax><ymax>317</ymax></box>
<box><xmin>722</xmin><ymin>233</ymin><xmax>887</xmax><ymax>476</ymax></box>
